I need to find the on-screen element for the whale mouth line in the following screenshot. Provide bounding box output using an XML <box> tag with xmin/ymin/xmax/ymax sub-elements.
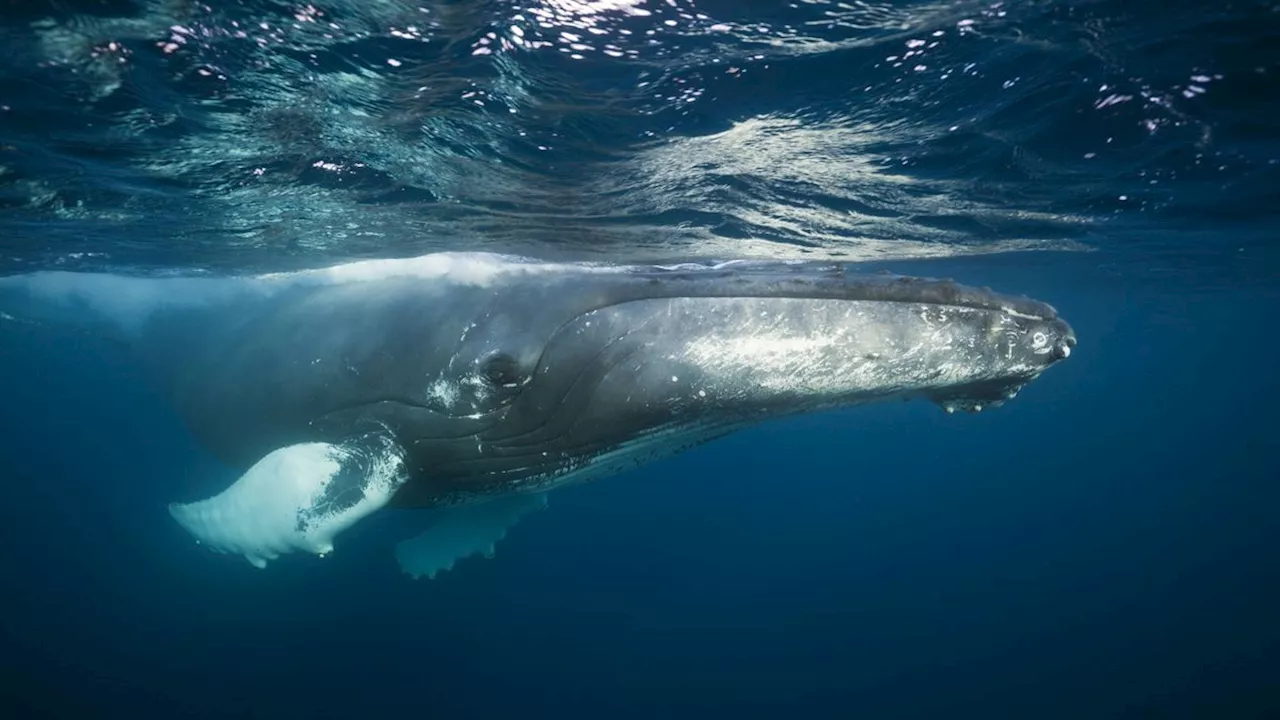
<box><xmin>311</xmin><ymin>397</ymin><xmax>498</xmax><ymax>440</ymax></box>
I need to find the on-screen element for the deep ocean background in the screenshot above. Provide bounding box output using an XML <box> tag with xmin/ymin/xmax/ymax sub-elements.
<box><xmin>2</xmin><ymin>1</ymin><xmax>1279</xmax><ymax>718</ymax></box>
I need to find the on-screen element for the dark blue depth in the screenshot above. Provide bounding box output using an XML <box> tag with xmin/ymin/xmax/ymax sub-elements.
<box><xmin>1</xmin><ymin>1</ymin><xmax>1278</xmax><ymax>718</ymax></box>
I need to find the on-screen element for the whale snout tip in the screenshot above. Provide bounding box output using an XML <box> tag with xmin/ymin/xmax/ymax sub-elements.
<box><xmin>1051</xmin><ymin>320</ymin><xmax>1076</xmax><ymax>360</ymax></box>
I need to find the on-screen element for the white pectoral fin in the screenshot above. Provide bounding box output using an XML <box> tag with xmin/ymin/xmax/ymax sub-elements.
<box><xmin>395</xmin><ymin>493</ymin><xmax>548</xmax><ymax>580</ymax></box>
<box><xmin>169</xmin><ymin>434</ymin><xmax>407</xmax><ymax>569</ymax></box>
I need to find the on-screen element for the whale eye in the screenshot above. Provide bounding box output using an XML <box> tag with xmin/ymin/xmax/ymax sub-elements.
<box><xmin>481</xmin><ymin>352</ymin><xmax>525</xmax><ymax>389</ymax></box>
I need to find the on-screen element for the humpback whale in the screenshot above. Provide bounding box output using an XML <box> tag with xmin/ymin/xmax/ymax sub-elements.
<box><xmin>0</xmin><ymin>253</ymin><xmax>1075</xmax><ymax>578</ymax></box>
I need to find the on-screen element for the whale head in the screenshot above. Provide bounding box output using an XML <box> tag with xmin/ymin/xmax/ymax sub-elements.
<box><xmin>379</xmin><ymin>255</ymin><xmax>1075</xmax><ymax>505</ymax></box>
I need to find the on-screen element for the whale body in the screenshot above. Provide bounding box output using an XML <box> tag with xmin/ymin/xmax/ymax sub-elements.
<box><xmin>0</xmin><ymin>253</ymin><xmax>1075</xmax><ymax>578</ymax></box>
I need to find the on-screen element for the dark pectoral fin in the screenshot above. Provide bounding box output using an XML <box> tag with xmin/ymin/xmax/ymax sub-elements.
<box><xmin>395</xmin><ymin>493</ymin><xmax>548</xmax><ymax>580</ymax></box>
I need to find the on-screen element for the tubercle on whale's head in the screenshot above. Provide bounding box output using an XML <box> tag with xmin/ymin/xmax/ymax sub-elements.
<box><xmin>925</xmin><ymin>311</ymin><xmax>1075</xmax><ymax>414</ymax></box>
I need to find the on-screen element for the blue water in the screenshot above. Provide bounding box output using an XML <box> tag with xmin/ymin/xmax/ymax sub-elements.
<box><xmin>1</xmin><ymin>1</ymin><xmax>1278</xmax><ymax>718</ymax></box>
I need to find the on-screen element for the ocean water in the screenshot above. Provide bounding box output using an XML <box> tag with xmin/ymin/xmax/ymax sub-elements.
<box><xmin>1</xmin><ymin>1</ymin><xmax>1278</xmax><ymax>718</ymax></box>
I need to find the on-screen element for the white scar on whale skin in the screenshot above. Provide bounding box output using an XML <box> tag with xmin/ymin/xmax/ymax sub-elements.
<box><xmin>168</xmin><ymin>442</ymin><xmax>405</xmax><ymax>569</ymax></box>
